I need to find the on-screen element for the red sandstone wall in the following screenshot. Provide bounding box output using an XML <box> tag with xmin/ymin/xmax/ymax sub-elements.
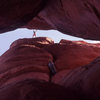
<box><xmin>0</xmin><ymin>37</ymin><xmax>100</xmax><ymax>99</ymax></box>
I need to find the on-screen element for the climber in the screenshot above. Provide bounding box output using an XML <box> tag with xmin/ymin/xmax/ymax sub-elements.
<box><xmin>48</xmin><ymin>61</ymin><xmax>56</xmax><ymax>76</ymax></box>
<box><xmin>32</xmin><ymin>30</ymin><xmax>37</xmax><ymax>38</ymax></box>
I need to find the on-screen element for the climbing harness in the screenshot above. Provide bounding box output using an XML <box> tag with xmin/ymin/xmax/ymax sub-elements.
<box><xmin>32</xmin><ymin>29</ymin><xmax>37</xmax><ymax>38</ymax></box>
<box><xmin>48</xmin><ymin>61</ymin><xmax>56</xmax><ymax>76</ymax></box>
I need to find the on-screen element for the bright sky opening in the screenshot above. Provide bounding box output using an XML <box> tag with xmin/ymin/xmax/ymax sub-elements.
<box><xmin>0</xmin><ymin>28</ymin><xmax>100</xmax><ymax>56</ymax></box>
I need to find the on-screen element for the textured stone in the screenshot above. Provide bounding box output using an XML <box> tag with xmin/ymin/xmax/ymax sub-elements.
<box><xmin>0</xmin><ymin>79</ymin><xmax>79</xmax><ymax>100</ymax></box>
<box><xmin>0</xmin><ymin>37</ymin><xmax>53</xmax><ymax>87</ymax></box>
<box><xmin>52</xmin><ymin>57</ymin><xmax>100</xmax><ymax>100</ymax></box>
<box><xmin>44</xmin><ymin>39</ymin><xmax>100</xmax><ymax>71</ymax></box>
<box><xmin>1</xmin><ymin>37</ymin><xmax>100</xmax><ymax>99</ymax></box>
<box><xmin>0</xmin><ymin>0</ymin><xmax>47</xmax><ymax>33</ymax></box>
<box><xmin>25</xmin><ymin>0</ymin><xmax>100</xmax><ymax>40</ymax></box>
<box><xmin>10</xmin><ymin>37</ymin><xmax>54</xmax><ymax>48</ymax></box>
<box><xmin>0</xmin><ymin>0</ymin><xmax>100</xmax><ymax>40</ymax></box>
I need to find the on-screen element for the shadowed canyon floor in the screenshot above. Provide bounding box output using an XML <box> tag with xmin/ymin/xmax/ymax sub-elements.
<box><xmin>0</xmin><ymin>37</ymin><xmax>100</xmax><ymax>99</ymax></box>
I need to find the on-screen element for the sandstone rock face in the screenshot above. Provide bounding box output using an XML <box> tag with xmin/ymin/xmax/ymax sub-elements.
<box><xmin>0</xmin><ymin>0</ymin><xmax>100</xmax><ymax>40</ymax></box>
<box><xmin>25</xmin><ymin>0</ymin><xmax>100</xmax><ymax>40</ymax></box>
<box><xmin>0</xmin><ymin>0</ymin><xmax>47</xmax><ymax>33</ymax></box>
<box><xmin>0</xmin><ymin>37</ymin><xmax>53</xmax><ymax>87</ymax></box>
<box><xmin>10</xmin><ymin>37</ymin><xmax>54</xmax><ymax>48</ymax></box>
<box><xmin>1</xmin><ymin>37</ymin><xmax>100</xmax><ymax>99</ymax></box>
<box><xmin>0</xmin><ymin>79</ymin><xmax>81</xmax><ymax>100</ymax></box>
<box><xmin>52</xmin><ymin>57</ymin><xmax>100</xmax><ymax>100</ymax></box>
<box><xmin>44</xmin><ymin>39</ymin><xmax>100</xmax><ymax>71</ymax></box>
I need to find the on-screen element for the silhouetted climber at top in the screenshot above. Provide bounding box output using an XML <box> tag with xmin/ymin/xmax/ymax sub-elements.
<box><xmin>48</xmin><ymin>61</ymin><xmax>56</xmax><ymax>77</ymax></box>
<box><xmin>32</xmin><ymin>30</ymin><xmax>37</xmax><ymax>38</ymax></box>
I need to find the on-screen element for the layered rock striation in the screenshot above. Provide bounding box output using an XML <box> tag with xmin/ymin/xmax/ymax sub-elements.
<box><xmin>0</xmin><ymin>0</ymin><xmax>100</xmax><ymax>40</ymax></box>
<box><xmin>0</xmin><ymin>0</ymin><xmax>47</xmax><ymax>33</ymax></box>
<box><xmin>0</xmin><ymin>37</ymin><xmax>100</xmax><ymax>99</ymax></box>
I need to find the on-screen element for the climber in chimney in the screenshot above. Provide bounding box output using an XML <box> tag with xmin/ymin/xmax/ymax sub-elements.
<box><xmin>32</xmin><ymin>30</ymin><xmax>37</xmax><ymax>38</ymax></box>
<box><xmin>48</xmin><ymin>61</ymin><xmax>56</xmax><ymax>77</ymax></box>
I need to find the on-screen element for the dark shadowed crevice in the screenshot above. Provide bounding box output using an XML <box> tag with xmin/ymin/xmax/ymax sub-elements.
<box><xmin>84</xmin><ymin>2</ymin><xmax>100</xmax><ymax>21</ymax></box>
<box><xmin>0</xmin><ymin>0</ymin><xmax>48</xmax><ymax>33</ymax></box>
<box><xmin>90</xmin><ymin>5</ymin><xmax>100</xmax><ymax>21</ymax></box>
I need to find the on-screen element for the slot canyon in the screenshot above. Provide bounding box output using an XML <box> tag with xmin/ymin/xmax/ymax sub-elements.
<box><xmin>0</xmin><ymin>0</ymin><xmax>100</xmax><ymax>100</ymax></box>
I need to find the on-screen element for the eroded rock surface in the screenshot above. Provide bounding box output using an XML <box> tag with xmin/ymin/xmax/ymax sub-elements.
<box><xmin>1</xmin><ymin>37</ymin><xmax>100</xmax><ymax>99</ymax></box>
<box><xmin>0</xmin><ymin>37</ymin><xmax>54</xmax><ymax>87</ymax></box>
<box><xmin>0</xmin><ymin>0</ymin><xmax>100</xmax><ymax>40</ymax></box>
<box><xmin>0</xmin><ymin>79</ymin><xmax>83</xmax><ymax>100</ymax></box>
<box><xmin>44</xmin><ymin>39</ymin><xmax>100</xmax><ymax>71</ymax></box>
<box><xmin>0</xmin><ymin>0</ymin><xmax>47</xmax><ymax>33</ymax></box>
<box><xmin>52</xmin><ymin>57</ymin><xmax>100</xmax><ymax>100</ymax></box>
<box><xmin>24</xmin><ymin>0</ymin><xmax>100</xmax><ymax>40</ymax></box>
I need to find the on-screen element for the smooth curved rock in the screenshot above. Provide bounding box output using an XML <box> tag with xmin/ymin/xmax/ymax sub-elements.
<box><xmin>1</xmin><ymin>37</ymin><xmax>100</xmax><ymax>99</ymax></box>
<box><xmin>0</xmin><ymin>0</ymin><xmax>100</xmax><ymax>40</ymax></box>
<box><xmin>0</xmin><ymin>37</ymin><xmax>53</xmax><ymax>87</ymax></box>
<box><xmin>52</xmin><ymin>57</ymin><xmax>100</xmax><ymax>100</ymax></box>
<box><xmin>0</xmin><ymin>79</ymin><xmax>80</xmax><ymax>100</ymax></box>
<box><xmin>25</xmin><ymin>0</ymin><xmax>100</xmax><ymax>40</ymax></box>
<box><xmin>10</xmin><ymin>37</ymin><xmax>54</xmax><ymax>48</ymax></box>
<box><xmin>44</xmin><ymin>39</ymin><xmax>100</xmax><ymax>71</ymax></box>
<box><xmin>0</xmin><ymin>0</ymin><xmax>47</xmax><ymax>33</ymax></box>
